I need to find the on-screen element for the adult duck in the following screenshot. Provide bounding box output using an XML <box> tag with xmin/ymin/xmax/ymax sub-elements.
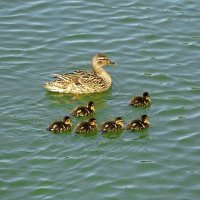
<box><xmin>44</xmin><ymin>54</ymin><xmax>117</xmax><ymax>94</ymax></box>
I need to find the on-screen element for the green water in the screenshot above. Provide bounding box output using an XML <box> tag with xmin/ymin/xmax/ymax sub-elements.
<box><xmin>1</xmin><ymin>0</ymin><xmax>200</xmax><ymax>199</ymax></box>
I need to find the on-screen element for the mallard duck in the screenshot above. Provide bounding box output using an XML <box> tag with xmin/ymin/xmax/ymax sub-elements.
<box><xmin>75</xmin><ymin>118</ymin><xmax>97</xmax><ymax>134</ymax></box>
<box><xmin>101</xmin><ymin>117</ymin><xmax>125</xmax><ymax>133</ymax></box>
<box><xmin>44</xmin><ymin>54</ymin><xmax>117</xmax><ymax>94</ymax></box>
<box><xmin>47</xmin><ymin>116</ymin><xmax>72</xmax><ymax>133</ymax></box>
<box><xmin>71</xmin><ymin>101</ymin><xmax>95</xmax><ymax>117</ymax></box>
<box><xmin>126</xmin><ymin>115</ymin><xmax>150</xmax><ymax>131</ymax></box>
<box><xmin>130</xmin><ymin>92</ymin><xmax>151</xmax><ymax>107</ymax></box>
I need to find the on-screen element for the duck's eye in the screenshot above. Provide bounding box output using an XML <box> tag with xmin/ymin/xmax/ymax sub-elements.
<box><xmin>98</xmin><ymin>61</ymin><xmax>103</xmax><ymax>64</ymax></box>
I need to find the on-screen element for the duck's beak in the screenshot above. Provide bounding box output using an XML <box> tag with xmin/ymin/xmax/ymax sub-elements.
<box><xmin>108</xmin><ymin>60</ymin><xmax>118</xmax><ymax>66</ymax></box>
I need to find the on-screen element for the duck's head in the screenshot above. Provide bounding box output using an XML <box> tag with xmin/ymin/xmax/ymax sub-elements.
<box><xmin>114</xmin><ymin>117</ymin><xmax>125</xmax><ymax>127</ymax></box>
<box><xmin>63</xmin><ymin>116</ymin><xmax>72</xmax><ymax>125</ymax></box>
<box><xmin>91</xmin><ymin>54</ymin><xmax>117</xmax><ymax>68</ymax></box>
<box><xmin>89</xmin><ymin>118</ymin><xmax>97</xmax><ymax>126</ymax></box>
<box><xmin>143</xmin><ymin>92</ymin><xmax>151</xmax><ymax>101</ymax></box>
<box><xmin>88</xmin><ymin>101</ymin><xmax>95</xmax><ymax>111</ymax></box>
<box><xmin>141</xmin><ymin>115</ymin><xmax>150</xmax><ymax>125</ymax></box>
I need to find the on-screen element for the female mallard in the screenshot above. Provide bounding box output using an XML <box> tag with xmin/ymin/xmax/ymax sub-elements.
<box><xmin>130</xmin><ymin>92</ymin><xmax>151</xmax><ymax>107</ymax></box>
<box><xmin>75</xmin><ymin>118</ymin><xmax>97</xmax><ymax>134</ymax></box>
<box><xmin>126</xmin><ymin>115</ymin><xmax>150</xmax><ymax>131</ymax></box>
<box><xmin>101</xmin><ymin>117</ymin><xmax>125</xmax><ymax>133</ymax></box>
<box><xmin>71</xmin><ymin>101</ymin><xmax>95</xmax><ymax>117</ymax></box>
<box><xmin>47</xmin><ymin>116</ymin><xmax>72</xmax><ymax>133</ymax></box>
<box><xmin>44</xmin><ymin>54</ymin><xmax>116</xmax><ymax>94</ymax></box>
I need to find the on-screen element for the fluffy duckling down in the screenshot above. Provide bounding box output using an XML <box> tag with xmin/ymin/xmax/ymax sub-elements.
<box><xmin>126</xmin><ymin>115</ymin><xmax>150</xmax><ymax>131</ymax></box>
<box><xmin>101</xmin><ymin>117</ymin><xmax>125</xmax><ymax>133</ymax></box>
<box><xmin>130</xmin><ymin>92</ymin><xmax>151</xmax><ymax>107</ymax></box>
<box><xmin>71</xmin><ymin>101</ymin><xmax>95</xmax><ymax>117</ymax></box>
<box><xmin>75</xmin><ymin>118</ymin><xmax>97</xmax><ymax>134</ymax></box>
<box><xmin>47</xmin><ymin>116</ymin><xmax>72</xmax><ymax>133</ymax></box>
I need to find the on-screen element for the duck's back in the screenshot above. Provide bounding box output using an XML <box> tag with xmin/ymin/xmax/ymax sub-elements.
<box><xmin>44</xmin><ymin>70</ymin><xmax>110</xmax><ymax>94</ymax></box>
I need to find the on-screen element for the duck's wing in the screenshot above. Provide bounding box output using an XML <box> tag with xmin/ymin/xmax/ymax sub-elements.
<box><xmin>51</xmin><ymin>70</ymin><xmax>94</xmax><ymax>84</ymax></box>
<box><xmin>45</xmin><ymin>69</ymin><xmax>107</xmax><ymax>94</ymax></box>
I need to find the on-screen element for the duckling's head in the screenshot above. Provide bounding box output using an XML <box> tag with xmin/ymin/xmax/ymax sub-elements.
<box><xmin>114</xmin><ymin>117</ymin><xmax>125</xmax><ymax>127</ymax></box>
<box><xmin>143</xmin><ymin>92</ymin><xmax>151</xmax><ymax>101</ymax></box>
<box><xmin>89</xmin><ymin>118</ymin><xmax>97</xmax><ymax>126</ymax></box>
<box><xmin>88</xmin><ymin>101</ymin><xmax>95</xmax><ymax>111</ymax></box>
<box><xmin>92</xmin><ymin>54</ymin><xmax>116</xmax><ymax>68</ymax></box>
<box><xmin>63</xmin><ymin>116</ymin><xmax>72</xmax><ymax>125</ymax></box>
<box><xmin>141</xmin><ymin>115</ymin><xmax>150</xmax><ymax>125</ymax></box>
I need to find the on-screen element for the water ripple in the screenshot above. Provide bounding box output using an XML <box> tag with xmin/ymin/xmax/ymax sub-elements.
<box><xmin>1</xmin><ymin>0</ymin><xmax>200</xmax><ymax>199</ymax></box>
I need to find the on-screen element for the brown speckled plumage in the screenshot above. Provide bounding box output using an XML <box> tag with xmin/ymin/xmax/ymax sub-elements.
<box><xmin>44</xmin><ymin>54</ymin><xmax>116</xmax><ymax>94</ymax></box>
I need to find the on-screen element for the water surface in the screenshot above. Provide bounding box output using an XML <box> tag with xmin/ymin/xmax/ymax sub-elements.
<box><xmin>0</xmin><ymin>0</ymin><xmax>200</xmax><ymax>199</ymax></box>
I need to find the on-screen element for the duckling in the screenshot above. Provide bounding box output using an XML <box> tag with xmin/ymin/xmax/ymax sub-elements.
<box><xmin>130</xmin><ymin>92</ymin><xmax>151</xmax><ymax>107</ymax></box>
<box><xmin>101</xmin><ymin>117</ymin><xmax>125</xmax><ymax>133</ymax></box>
<box><xmin>126</xmin><ymin>115</ymin><xmax>150</xmax><ymax>131</ymax></box>
<box><xmin>71</xmin><ymin>101</ymin><xmax>95</xmax><ymax>117</ymax></box>
<box><xmin>47</xmin><ymin>116</ymin><xmax>72</xmax><ymax>133</ymax></box>
<box><xmin>75</xmin><ymin>118</ymin><xmax>97</xmax><ymax>134</ymax></box>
